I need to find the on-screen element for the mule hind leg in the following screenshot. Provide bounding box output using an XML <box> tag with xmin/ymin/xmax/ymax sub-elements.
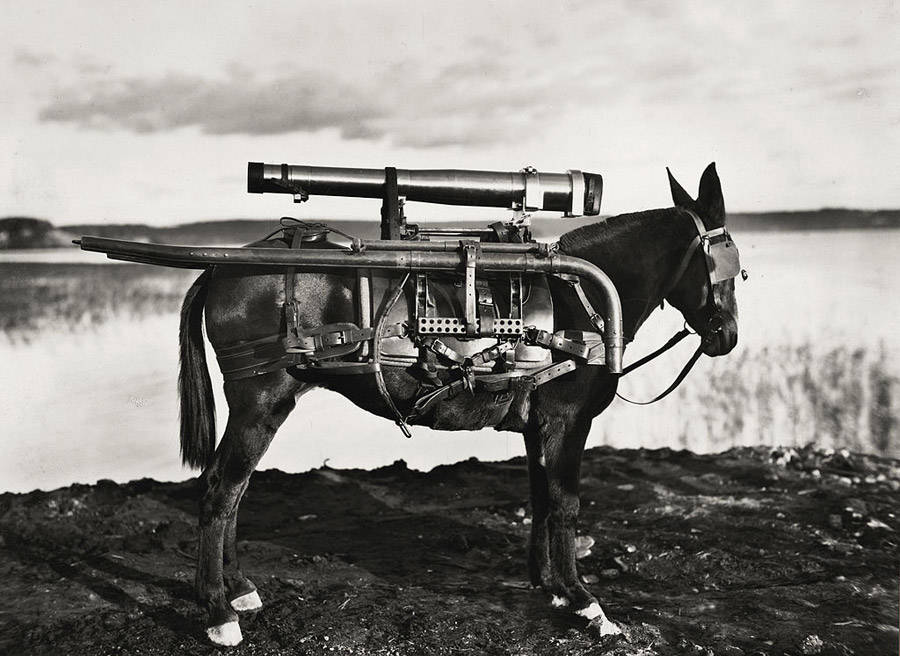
<box><xmin>196</xmin><ymin>372</ymin><xmax>309</xmax><ymax>646</ymax></box>
<box><xmin>222</xmin><ymin>488</ymin><xmax>262</xmax><ymax>612</ymax></box>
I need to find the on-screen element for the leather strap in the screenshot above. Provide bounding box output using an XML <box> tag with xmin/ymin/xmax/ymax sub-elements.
<box><xmin>468</xmin><ymin>341</ymin><xmax>515</xmax><ymax>368</ymax></box>
<box><xmin>526</xmin><ymin>328</ymin><xmax>593</xmax><ymax>360</ymax></box>
<box><xmin>428</xmin><ymin>338</ymin><xmax>467</xmax><ymax>365</ymax></box>
<box><xmin>217</xmin><ymin>334</ymin><xmax>301</xmax><ymax>380</ymax></box>
<box><xmin>616</xmin><ymin>343</ymin><xmax>704</xmax><ymax>405</ymax></box>
<box><xmin>620</xmin><ymin>328</ymin><xmax>691</xmax><ymax>376</ymax></box>
<box><xmin>284</xmin><ymin>226</ymin><xmax>306</xmax><ymax>352</ymax></box>
<box><xmin>528</xmin><ymin>359</ymin><xmax>578</xmax><ymax>387</ymax></box>
<box><xmin>304</xmin><ymin>361</ymin><xmax>380</xmax><ymax>375</ymax></box>
<box><xmin>571</xmin><ymin>278</ymin><xmax>605</xmax><ymax>332</ymax></box>
<box><xmin>372</xmin><ymin>273</ymin><xmax>413</xmax><ymax>437</ymax></box>
<box><xmin>408</xmin><ymin>358</ymin><xmax>578</xmax><ymax>418</ymax></box>
<box><xmin>294</xmin><ymin>322</ymin><xmax>406</xmax><ymax>352</ymax></box>
<box><xmin>463</xmin><ymin>241</ymin><xmax>479</xmax><ymax>336</ymax></box>
<box><xmin>476</xmin><ymin>278</ymin><xmax>494</xmax><ymax>336</ymax></box>
<box><xmin>409</xmin><ymin>377</ymin><xmax>470</xmax><ymax>418</ymax></box>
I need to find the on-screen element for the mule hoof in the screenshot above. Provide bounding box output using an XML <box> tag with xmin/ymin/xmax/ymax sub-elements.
<box><xmin>577</xmin><ymin>602</ymin><xmax>622</xmax><ymax>637</ymax></box>
<box><xmin>550</xmin><ymin>595</ymin><xmax>570</xmax><ymax>608</ymax></box>
<box><xmin>230</xmin><ymin>589</ymin><xmax>263</xmax><ymax>612</ymax></box>
<box><xmin>207</xmin><ymin>620</ymin><xmax>243</xmax><ymax>646</ymax></box>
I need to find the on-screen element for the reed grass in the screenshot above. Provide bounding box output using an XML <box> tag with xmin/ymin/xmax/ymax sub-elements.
<box><xmin>693</xmin><ymin>343</ymin><xmax>899</xmax><ymax>457</ymax></box>
<box><xmin>0</xmin><ymin>263</ymin><xmax>197</xmax><ymax>339</ymax></box>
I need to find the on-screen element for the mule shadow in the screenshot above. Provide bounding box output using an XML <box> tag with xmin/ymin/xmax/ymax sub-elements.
<box><xmin>3</xmin><ymin>530</ymin><xmax>199</xmax><ymax>638</ymax></box>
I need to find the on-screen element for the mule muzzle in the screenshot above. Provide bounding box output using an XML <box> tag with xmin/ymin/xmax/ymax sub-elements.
<box><xmin>700</xmin><ymin>310</ymin><xmax>738</xmax><ymax>356</ymax></box>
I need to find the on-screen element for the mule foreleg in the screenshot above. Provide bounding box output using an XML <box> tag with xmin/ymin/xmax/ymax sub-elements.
<box><xmin>524</xmin><ymin>430</ymin><xmax>551</xmax><ymax>588</ymax></box>
<box><xmin>537</xmin><ymin>420</ymin><xmax>621</xmax><ymax>636</ymax></box>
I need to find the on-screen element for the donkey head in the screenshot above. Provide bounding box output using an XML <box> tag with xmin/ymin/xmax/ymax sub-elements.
<box><xmin>664</xmin><ymin>163</ymin><xmax>739</xmax><ymax>357</ymax></box>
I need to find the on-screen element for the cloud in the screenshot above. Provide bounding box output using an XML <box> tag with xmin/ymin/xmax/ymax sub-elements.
<box><xmin>32</xmin><ymin>1</ymin><xmax>898</xmax><ymax>150</ymax></box>
<box><xmin>37</xmin><ymin>56</ymin><xmax>578</xmax><ymax>147</ymax></box>
<box><xmin>39</xmin><ymin>70</ymin><xmax>389</xmax><ymax>140</ymax></box>
<box><xmin>33</xmin><ymin>12</ymin><xmax>636</xmax><ymax>150</ymax></box>
<box><xmin>13</xmin><ymin>48</ymin><xmax>55</xmax><ymax>67</ymax></box>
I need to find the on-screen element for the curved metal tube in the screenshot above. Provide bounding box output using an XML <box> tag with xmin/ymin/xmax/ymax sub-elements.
<box><xmin>78</xmin><ymin>235</ymin><xmax>624</xmax><ymax>372</ymax></box>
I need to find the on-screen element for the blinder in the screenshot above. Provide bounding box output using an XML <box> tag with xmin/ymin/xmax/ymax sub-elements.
<box><xmin>702</xmin><ymin>226</ymin><xmax>741</xmax><ymax>284</ymax></box>
<box><xmin>682</xmin><ymin>209</ymin><xmax>742</xmax><ymax>287</ymax></box>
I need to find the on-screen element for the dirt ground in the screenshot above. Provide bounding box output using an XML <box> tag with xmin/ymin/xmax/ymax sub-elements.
<box><xmin>0</xmin><ymin>445</ymin><xmax>897</xmax><ymax>655</ymax></box>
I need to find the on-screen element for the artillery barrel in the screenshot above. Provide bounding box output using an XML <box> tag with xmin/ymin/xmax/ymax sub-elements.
<box><xmin>248</xmin><ymin>162</ymin><xmax>603</xmax><ymax>217</ymax></box>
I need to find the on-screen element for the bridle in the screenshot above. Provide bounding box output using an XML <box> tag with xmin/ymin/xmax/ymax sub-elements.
<box><xmin>616</xmin><ymin>208</ymin><xmax>744</xmax><ymax>405</ymax></box>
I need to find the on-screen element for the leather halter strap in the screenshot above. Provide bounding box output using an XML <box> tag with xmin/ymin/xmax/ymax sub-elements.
<box><xmin>660</xmin><ymin>208</ymin><xmax>707</xmax><ymax>299</ymax></box>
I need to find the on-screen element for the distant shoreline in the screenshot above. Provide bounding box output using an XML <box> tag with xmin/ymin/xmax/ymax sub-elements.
<box><xmin>2</xmin><ymin>209</ymin><xmax>899</xmax><ymax>249</ymax></box>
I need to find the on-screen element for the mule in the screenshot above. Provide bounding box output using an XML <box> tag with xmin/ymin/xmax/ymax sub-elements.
<box><xmin>178</xmin><ymin>163</ymin><xmax>739</xmax><ymax>645</ymax></box>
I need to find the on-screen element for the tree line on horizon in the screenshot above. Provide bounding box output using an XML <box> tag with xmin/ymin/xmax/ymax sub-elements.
<box><xmin>2</xmin><ymin>209</ymin><xmax>900</xmax><ymax>249</ymax></box>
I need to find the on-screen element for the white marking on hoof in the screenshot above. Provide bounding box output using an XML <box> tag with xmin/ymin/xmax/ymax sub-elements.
<box><xmin>577</xmin><ymin>603</ymin><xmax>622</xmax><ymax>636</ymax></box>
<box><xmin>551</xmin><ymin>595</ymin><xmax>570</xmax><ymax>608</ymax></box>
<box><xmin>575</xmin><ymin>535</ymin><xmax>594</xmax><ymax>559</ymax></box>
<box><xmin>207</xmin><ymin>620</ymin><xmax>243</xmax><ymax>646</ymax></box>
<box><xmin>574</xmin><ymin>535</ymin><xmax>595</xmax><ymax>551</ymax></box>
<box><xmin>230</xmin><ymin>589</ymin><xmax>262</xmax><ymax>612</ymax></box>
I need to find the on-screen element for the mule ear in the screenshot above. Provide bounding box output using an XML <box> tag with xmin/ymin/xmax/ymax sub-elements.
<box><xmin>696</xmin><ymin>162</ymin><xmax>725</xmax><ymax>225</ymax></box>
<box><xmin>667</xmin><ymin>167</ymin><xmax>694</xmax><ymax>209</ymax></box>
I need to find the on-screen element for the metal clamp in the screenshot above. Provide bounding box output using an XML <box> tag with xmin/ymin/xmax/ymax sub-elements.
<box><xmin>462</xmin><ymin>240</ymin><xmax>479</xmax><ymax>336</ymax></box>
<box><xmin>521</xmin><ymin>166</ymin><xmax>544</xmax><ymax>212</ymax></box>
<box><xmin>272</xmin><ymin>163</ymin><xmax>309</xmax><ymax>203</ymax></box>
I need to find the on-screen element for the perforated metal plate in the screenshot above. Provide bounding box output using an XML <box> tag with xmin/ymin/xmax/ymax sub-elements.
<box><xmin>417</xmin><ymin>317</ymin><xmax>523</xmax><ymax>336</ymax></box>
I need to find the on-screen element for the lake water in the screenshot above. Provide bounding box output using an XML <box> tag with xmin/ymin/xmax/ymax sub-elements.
<box><xmin>2</xmin><ymin>229</ymin><xmax>898</xmax><ymax>493</ymax></box>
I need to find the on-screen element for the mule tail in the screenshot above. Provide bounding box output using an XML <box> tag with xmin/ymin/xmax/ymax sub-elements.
<box><xmin>178</xmin><ymin>270</ymin><xmax>216</xmax><ymax>469</ymax></box>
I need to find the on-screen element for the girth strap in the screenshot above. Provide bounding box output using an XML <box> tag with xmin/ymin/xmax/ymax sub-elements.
<box><xmin>408</xmin><ymin>359</ymin><xmax>578</xmax><ymax>419</ymax></box>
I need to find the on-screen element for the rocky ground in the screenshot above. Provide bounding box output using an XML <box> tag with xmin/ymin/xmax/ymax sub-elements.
<box><xmin>0</xmin><ymin>445</ymin><xmax>897</xmax><ymax>655</ymax></box>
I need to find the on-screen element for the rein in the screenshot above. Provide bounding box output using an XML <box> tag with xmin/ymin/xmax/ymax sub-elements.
<box><xmin>614</xmin><ymin>327</ymin><xmax>706</xmax><ymax>405</ymax></box>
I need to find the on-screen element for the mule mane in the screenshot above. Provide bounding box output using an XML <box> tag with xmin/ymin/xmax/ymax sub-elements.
<box><xmin>558</xmin><ymin>207</ymin><xmax>692</xmax><ymax>340</ymax></box>
<box><xmin>558</xmin><ymin>208</ymin><xmax>677</xmax><ymax>260</ymax></box>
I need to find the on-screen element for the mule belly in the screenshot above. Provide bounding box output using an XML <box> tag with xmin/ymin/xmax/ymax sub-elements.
<box><xmin>316</xmin><ymin>366</ymin><xmax>531</xmax><ymax>433</ymax></box>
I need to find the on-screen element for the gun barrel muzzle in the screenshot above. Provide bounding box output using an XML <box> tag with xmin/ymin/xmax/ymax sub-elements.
<box><xmin>248</xmin><ymin>162</ymin><xmax>602</xmax><ymax>216</ymax></box>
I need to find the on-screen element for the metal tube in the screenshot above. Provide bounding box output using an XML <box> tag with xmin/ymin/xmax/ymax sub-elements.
<box><xmin>78</xmin><ymin>236</ymin><xmax>623</xmax><ymax>372</ymax></box>
<box><xmin>248</xmin><ymin>162</ymin><xmax>603</xmax><ymax>216</ymax></box>
<box><xmin>358</xmin><ymin>240</ymin><xmax>553</xmax><ymax>253</ymax></box>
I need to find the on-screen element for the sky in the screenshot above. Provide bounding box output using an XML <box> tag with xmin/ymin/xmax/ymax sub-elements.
<box><xmin>1</xmin><ymin>0</ymin><xmax>898</xmax><ymax>225</ymax></box>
